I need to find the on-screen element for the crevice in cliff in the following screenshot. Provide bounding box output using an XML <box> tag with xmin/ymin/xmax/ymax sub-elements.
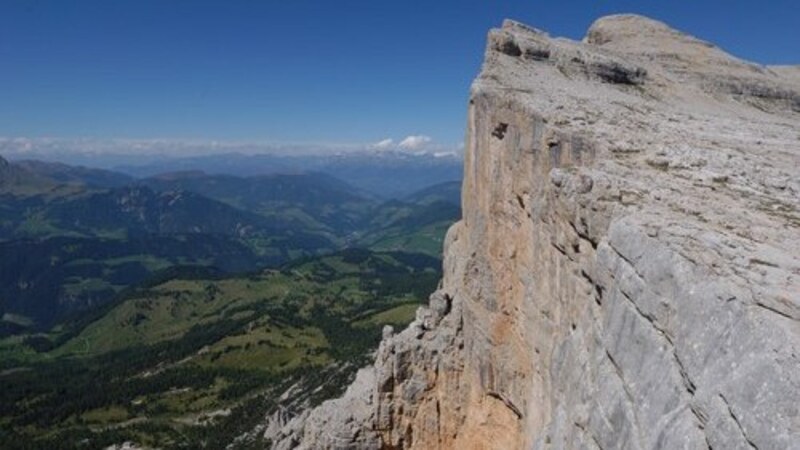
<box><xmin>492</xmin><ymin>122</ymin><xmax>509</xmax><ymax>139</ymax></box>
<box><xmin>435</xmin><ymin>399</ymin><xmax>442</xmax><ymax>446</ymax></box>
<box><xmin>574</xmin><ymin>421</ymin><xmax>604</xmax><ymax>450</ymax></box>
<box><xmin>690</xmin><ymin>404</ymin><xmax>714</xmax><ymax>449</ymax></box>
<box><xmin>754</xmin><ymin>300</ymin><xmax>798</xmax><ymax>322</ymax></box>
<box><xmin>614</xmin><ymin>279</ymin><xmax>700</xmax><ymax>405</ymax></box>
<box><xmin>674</xmin><ymin>354</ymin><xmax>697</xmax><ymax>395</ymax></box>
<box><xmin>604</xmin><ymin>350</ymin><xmax>646</xmax><ymax>449</ymax></box>
<box><xmin>604</xmin><ymin>351</ymin><xmax>634</xmax><ymax>406</ymax></box>
<box><xmin>568</xmin><ymin>219</ymin><xmax>598</xmax><ymax>249</ymax></box>
<box><xmin>486</xmin><ymin>391</ymin><xmax>523</xmax><ymax>419</ymax></box>
<box><xmin>589</xmin><ymin>61</ymin><xmax>647</xmax><ymax>86</ymax></box>
<box><xmin>493</xmin><ymin>36</ymin><xmax>522</xmax><ymax>57</ymax></box>
<box><xmin>720</xmin><ymin>394</ymin><xmax>758</xmax><ymax>450</ymax></box>
<box><xmin>607</xmin><ymin>243</ymin><xmax>644</xmax><ymax>281</ymax></box>
<box><xmin>689</xmin><ymin>403</ymin><xmax>708</xmax><ymax>430</ymax></box>
<box><xmin>607</xmin><ymin>245</ymin><xmax>716</xmax><ymax>448</ymax></box>
<box><xmin>550</xmin><ymin>241</ymin><xmax>573</xmax><ymax>261</ymax></box>
<box><xmin>580</xmin><ymin>269</ymin><xmax>604</xmax><ymax>305</ymax></box>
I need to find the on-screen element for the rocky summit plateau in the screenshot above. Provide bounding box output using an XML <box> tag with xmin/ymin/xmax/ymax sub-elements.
<box><xmin>264</xmin><ymin>14</ymin><xmax>800</xmax><ymax>450</ymax></box>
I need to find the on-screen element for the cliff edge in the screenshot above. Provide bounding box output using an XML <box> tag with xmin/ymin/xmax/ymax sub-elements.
<box><xmin>266</xmin><ymin>14</ymin><xmax>800</xmax><ymax>449</ymax></box>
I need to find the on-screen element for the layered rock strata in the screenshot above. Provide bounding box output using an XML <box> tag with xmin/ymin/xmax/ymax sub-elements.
<box><xmin>267</xmin><ymin>14</ymin><xmax>800</xmax><ymax>450</ymax></box>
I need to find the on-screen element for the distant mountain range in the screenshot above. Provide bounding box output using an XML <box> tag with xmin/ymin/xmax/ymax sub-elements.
<box><xmin>2</xmin><ymin>147</ymin><xmax>463</xmax><ymax>199</ymax></box>
<box><xmin>13</xmin><ymin>159</ymin><xmax>134</xmax><ymax>188</ymax></box>
<box><xmin>0</xmin><ymin>153</ymin><xmax>461</xmax><ymax>334</ymax></box>
<box><xmin>138</xmin><ymin>170</ymin><xmax>376</xmax><ymax>236</ymax></box>
<box><xmin>116</xmin><ymin>150</ymin><xmax>462</xmax><ymax>199</ymax></box>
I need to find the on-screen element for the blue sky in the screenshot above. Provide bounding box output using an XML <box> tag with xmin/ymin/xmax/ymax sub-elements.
<box><xmin>0</xmin><ymin>0</ymin><xmax>797</xmax><ymax>149</ymax></box>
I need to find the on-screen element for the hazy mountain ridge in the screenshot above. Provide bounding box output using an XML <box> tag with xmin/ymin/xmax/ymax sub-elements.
<box><xmin>0</xmin><ymin>154</ymin><xmax>64</xmax><ymax>197</ymax></box>
<box><xmin>114</xmin><ymin>150</ymin><xmax>463</xmax><ymax>198</ymax></box>
<box><xmin>13</xmin><ymin>159</ymin><xmax>134</xmax><ymax>189</ymax></box>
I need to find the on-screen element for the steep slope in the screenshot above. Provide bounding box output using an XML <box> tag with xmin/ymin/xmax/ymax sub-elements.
<box><xmin>0</xmin><ymin>154</ymin><xmax>64</xmax><ymax>196</ymax></box>
<box><xmin>353</xmin><ymin>182</ymin><xmax>461</xmax><ymax>257</ymax></box>
<box><xmin>402</xmin><ymin>181</ymin><xmax>461</xmax><ymax>206</ymax></box>
<box><xmin>44</xmin><ymin>186</ymin><xmax>282</xmax><ymax>237</ymax></box>
<box><xmin>269</xmin><ymin>14</ymin><xmax>800</xmax><ymax>450</ymax></box>
<box><xmin>13</xmin><ymin>159</ymin><xmax>133</xmax><ymax>188</ymax></box>
<box><xmin>140</xmin><ymin>171</ymin><xmax>376</xmax><ymax>236</ymax></box>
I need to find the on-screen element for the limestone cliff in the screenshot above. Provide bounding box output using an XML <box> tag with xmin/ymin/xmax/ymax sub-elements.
<box><xmin>266</xmin><ymin>14</ymin><xmax>800</xmax><ymax>450</ymax></box>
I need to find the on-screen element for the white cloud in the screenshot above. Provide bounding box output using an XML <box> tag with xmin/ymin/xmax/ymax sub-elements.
<box><xmin>398</xmin><ymin>135</ymin><xmax>432</xmax><ymax>150</ymax></box>
<box><xmin>369</xmin><ymin>138</ymin><xmax>394</xmax><ymax>150</ymax></box>
<box><xmin>0</xmin><ymin>135</ymin><xmax>469</xmax><ymax>160</ymax></box>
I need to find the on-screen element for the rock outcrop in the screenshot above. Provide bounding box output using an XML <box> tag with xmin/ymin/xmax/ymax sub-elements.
<box><xmin>266</xmin><ymin>14</ymin><xmax>800</xmax><ymax>449</ymax></box>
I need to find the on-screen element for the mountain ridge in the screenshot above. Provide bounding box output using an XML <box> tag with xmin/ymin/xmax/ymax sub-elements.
<box><xmin>267</xmin><ymin>13</ymin><xmax>800</xmax><ymax>449</ymax></box>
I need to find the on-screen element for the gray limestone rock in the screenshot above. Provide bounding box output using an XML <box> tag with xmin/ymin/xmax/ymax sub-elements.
<box><xmin>264</xmin><ymin>13</ymin><xmax>800</xmax><ymax>450</ymax></box>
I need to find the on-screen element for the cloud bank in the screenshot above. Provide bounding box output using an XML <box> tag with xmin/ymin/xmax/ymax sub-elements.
<box><xmin>368</xmin><ymin>135</ymin><xmax>442</xmax><ymax>152</ymax></box>
<box><xmin>398</xmin><ymin>135</ymin><xmax>432</xmax><ymax>150</ymax></box>
<box><xmin>369</xmin><ymin>138</ymin><xmax>394</xmax><ymax>150</ymax></box>
<box><xmin>0</xmin><ymin>134</ymin><xmax>461</xmax><ymax>162</ymax></box>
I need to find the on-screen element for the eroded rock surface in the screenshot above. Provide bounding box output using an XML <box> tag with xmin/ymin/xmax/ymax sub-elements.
<box><xmin>266</xmin><ymin>14</ymin><xmax>800</xmax><ymax>450</ymax></box>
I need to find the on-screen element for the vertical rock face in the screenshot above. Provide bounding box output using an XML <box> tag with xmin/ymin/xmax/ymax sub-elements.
<box><xmin>269</xmin><ymin>14</ymin><xmax>800</xmax><ymax>450</ymax></box>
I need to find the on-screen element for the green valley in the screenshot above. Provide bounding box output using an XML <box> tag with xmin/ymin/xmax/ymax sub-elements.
<box><xmin>0</xmin><ymin>249</ymin><xmax>439</xmax><ymax>449</ymax></box>
<box><xmin>0</xmin><ymin>154</ymin><xmax>460</xmax><ymax>448</ymax></box>
<box><xmin>0</xmin><ymin>156</ymin><xmax>460</xmax><ymax>335</ymax></box>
